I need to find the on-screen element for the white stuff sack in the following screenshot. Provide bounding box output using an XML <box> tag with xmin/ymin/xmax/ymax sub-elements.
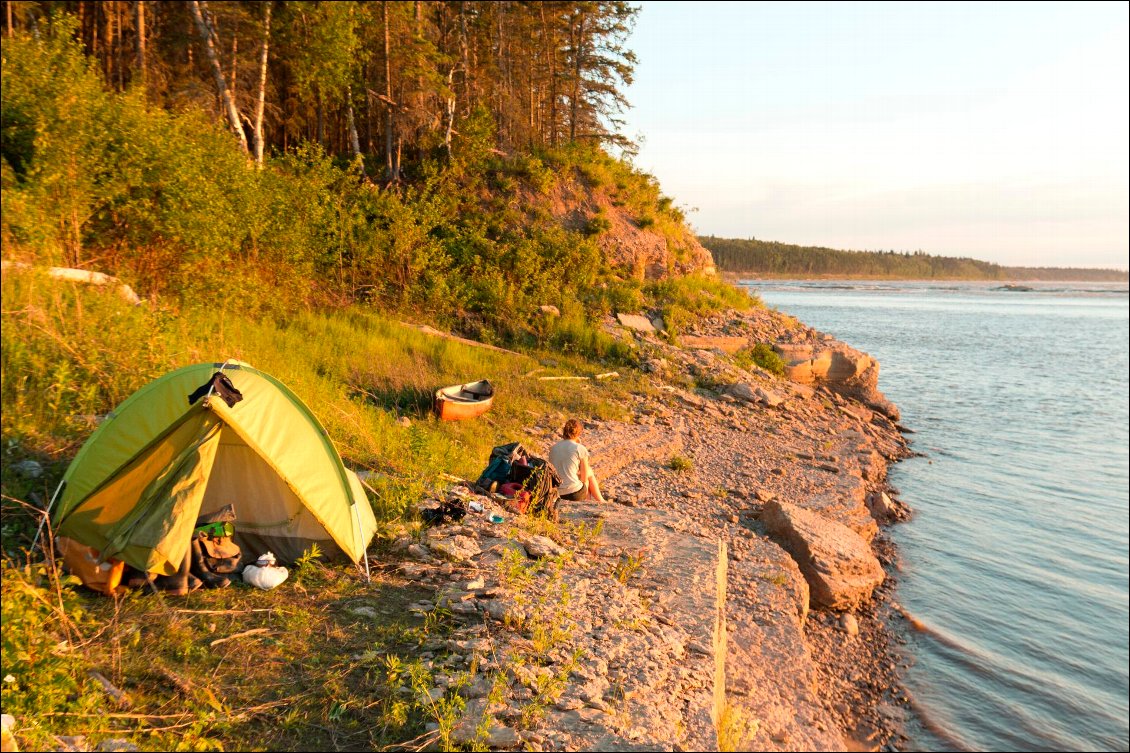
<box><xmin>242</xmin><ymin>552</ymin><xmax>289</xmax><ymax>590</ymax></box>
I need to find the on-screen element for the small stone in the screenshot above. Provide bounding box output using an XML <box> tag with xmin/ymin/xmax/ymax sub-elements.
<box><xmin>465</xmin><ymin>577</ymin><xmax>485</xmax><ymax>590</ymax></box>
<box><xmin>483</xmin><ymin>600</ymin><xmax>508</xmax><ymax>621</ymax></box>
<box><xmin>539</xmin><ymin>304</ymin><xmax>561</xmax><ymax>317</ymax></box>
<box><xmin>521</xmin><ymin>534</ymin><xmax>564</xmax><ymax>559</ymax></box>
<box><xmin>755</xmin><ymin>489</ymin><xmax>776</xmax><ymax>502</ymax></box>
<box><xmin>96</xmin><ymin>740</ymin><xmax>139</xmax><ymax>752</ymax></box>
<box><xmin>485</xmin><ymin>725</ymin><xmax>520</xmax><ymax>748</ymax></box>
<box><xmin>12</xmin><ymin>459</ymin><xmax>43</xmax><ymax>478</ymax></box>
<box><xmin>348</xmin><ymin>605</ymin><xmax>378</xmax><ymax>619</ymax></box>
<box><xmin>728</xmin><ymin>514</ymin><xmax>739</xmax><ymax>524</ymax></box>
<box><xmin>555</xmin><ymin>695</ymin><xmax>584</xmax><ymax>711</ymax></box>
<box><xmin>407</xmin><ymin>543</ymin><xmax>431</xmax><ymax>560</ymax></box>
<box><xmin>841</xmin><ymin>613</ymin><xmax>860</xmax><ymax>636</ymax></box>
<box><xmin>397</xmin><ymin>416</ymin><xmax>412</xmax><ymax>427</ymax></box>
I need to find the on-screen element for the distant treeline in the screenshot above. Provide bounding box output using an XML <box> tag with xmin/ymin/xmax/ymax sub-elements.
<box><xmin>701</xmin><ymin>237</ymin><xmax>1129</xmax><ymax>282</ymax></box>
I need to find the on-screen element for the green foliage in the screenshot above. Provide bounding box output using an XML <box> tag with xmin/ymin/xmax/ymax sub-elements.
<box><xmin>717</xmin><ymin>701</ymin><xmax>759</xmax><ymax>752</ymax></box>
<box><xmin>583</xmin><ymin>212</ymin><xmax>613</xmax><ymax>236</ymax></box>
<box><xmin>612</xmin><ymin>550</ymin><xmax>646</xmax><ymax>584</ymax></box>
<box><xmin>702</xmin><ymin>235</ymin><xmax>1130</xmax><ymax>282</ymax></box>
<box><xmin>644</xmin><ymin>274</ymin><xmax>757</xmax><ymax>335</ymax></box>
<box><xmin>734</xmin><ymin>343</ymin><xmax>786</xmax><ymax>377</ymax></box>
<box><xmin>668</xmin><ymin>455</ymin><xmax>693</xmax><ymax>473</ymax></box>
<box><xmin>0</xmin><ymin>560</ymin><xmax>103</xmax><ymax>750</ymax></box>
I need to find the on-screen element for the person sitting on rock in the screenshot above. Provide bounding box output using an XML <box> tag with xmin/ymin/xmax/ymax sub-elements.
<box><xmin>548</xmin><ymin>418</ymin><xmax>609</xmax><ymax>504</ymax></box>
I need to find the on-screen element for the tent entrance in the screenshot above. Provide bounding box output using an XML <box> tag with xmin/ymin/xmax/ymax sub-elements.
<box><xmin>199</xmin><ymin>425</ymin><xmax>342</xmax><ymax>564</ymax></box>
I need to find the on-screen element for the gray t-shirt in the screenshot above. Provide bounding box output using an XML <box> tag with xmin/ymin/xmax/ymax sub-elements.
<box><xmin>548</xmin><ymin>439</ymin><xmax>589</xmax><ymax>496</ymax></box>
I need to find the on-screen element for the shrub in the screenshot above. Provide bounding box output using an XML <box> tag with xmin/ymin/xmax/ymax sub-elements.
<box><xmin>583</xmin><ymin>213</ymin><xmax>613</xmax><ymax>236</ymax></box>
<box><xmin>735</xmin><ymin>343</ymin><xmax>786</xmax><ymax>377</ymax></box>
<box><xmin>668</xmin><ymin>455</ymin><xmax>693</xmax><ymax>473</ymax></box>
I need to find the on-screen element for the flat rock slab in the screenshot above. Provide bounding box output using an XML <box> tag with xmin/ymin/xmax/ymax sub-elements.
<box><xmin>543</xmin><ymin>501</ymin><xmax>722</xmax><ymax>751</ymax></box>
<box><xmin>583</xmin><ymin>420</ymin><xmax>685</xmax><ymax>482</ymax></box>
<box><xmin>760</xmin><ymin>500</ymin><xmax>884</xmax><ymax>611</ymax></box>
<box><xmin>680</xmin><ymin>334</ymin><xmax>749</xmax><ymax>353</ymax></box>
<box><xmin>616</xmin><ymin>313</ymin><xmax>657</xmax><ymax>333</ymax></box>
<box><xmin>724</xmin><ymin>544</ymin><xmax>844</xmax><ymax>752</ymax></box>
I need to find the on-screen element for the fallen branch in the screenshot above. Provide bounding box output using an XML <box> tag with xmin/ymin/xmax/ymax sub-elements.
<box><xmin>1</xmin><ymin>260</ymin><xmax>142</xmax><ymax>304</ymax></box>
<box><xmin>174</xmin><ymin>608</ymin><xmax>275</xmax><ymax>616</ymax></box>
<box><xmin>398</xmin><ymin>321</ymin><xmax>520</xmax><ymax>355</ymax></box>
<box><xmin>42</xmin><ymin>712</ymin><xmax>188</xmax><ymax>721</ymax></box>
<box><xmin>538</xmin><ymin>371</ymin><xmax>620</xmax><ymax>381</ymax></box>
<box><xmin>88</xmin><ymin>670</ymin><xmax>131</xmax><ymax>708</ymax></box>
<box><xmin>209</xmin><ymin>627</ymin><xmax>273</xmax><ymax>647</ymax></box>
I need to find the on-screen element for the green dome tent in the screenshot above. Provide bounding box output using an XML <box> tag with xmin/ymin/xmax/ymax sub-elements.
<box><xmin>49</xmin><ymin>361</ymin><xmax>377</xmax><ymax>577</ymax></box>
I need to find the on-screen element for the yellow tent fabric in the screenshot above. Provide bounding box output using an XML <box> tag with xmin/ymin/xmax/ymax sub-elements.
<box><xmin>55</xmin><ymin>362</ymin><xmax>377</xmax><ymax>573</ymax></box>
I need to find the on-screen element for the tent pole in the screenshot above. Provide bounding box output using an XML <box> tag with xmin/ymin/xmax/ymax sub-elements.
<box><xmin>352</xmin><ymin>502</ymin><xmax>371</xmax><ymax>582</ymax></box>
<box><xmin>31</xmin><ymin>479</ymin><xmax>65</xmax><ymax>554</ymax></box>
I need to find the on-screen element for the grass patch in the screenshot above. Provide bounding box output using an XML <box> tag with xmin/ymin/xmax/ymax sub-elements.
<box><xmin>717</xmin><ymin>701</ymin><xmax>759</xmax><ymax>752</ymax></box>
<box><xmin>0</xmin><ymin>553</ymin><xmax>441</xmax><ymax>752</ymax></box>
<box><xmin>668</xmin><ymin>455</ymin><xmax>694</xmax><ymax>474</ymax></box>
<box><xmin>732</xmin><ymin>343</ymin><xmax>786</xmax><ymax>377</ymax></box>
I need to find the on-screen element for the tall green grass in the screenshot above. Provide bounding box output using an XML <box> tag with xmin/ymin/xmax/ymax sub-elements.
<box><xmin>1</xmin><ymin>270</ymin><xmax>643</xmax><ymax>539</ymax></box>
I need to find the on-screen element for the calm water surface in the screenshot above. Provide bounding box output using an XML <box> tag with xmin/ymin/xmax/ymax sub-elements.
<box><xmin>745</xmin><ymin>280</ymin><xmax>1129</xmax><ymax>752</ymax></box>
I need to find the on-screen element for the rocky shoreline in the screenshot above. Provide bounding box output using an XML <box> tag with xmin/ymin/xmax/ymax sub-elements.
<box><xmin>386</xmin><ymin>301</ymin><xmax>918</xmax><ymax>750</ymax></box>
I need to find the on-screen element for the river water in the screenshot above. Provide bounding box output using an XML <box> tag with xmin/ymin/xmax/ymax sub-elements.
<box><xmin>744</xmin><ymin>280</ymin><xmax>1129</xmax><ymax>752</ymax></box>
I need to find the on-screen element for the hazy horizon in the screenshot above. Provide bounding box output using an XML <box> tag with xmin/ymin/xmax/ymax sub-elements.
<box><xmin>623</xmin><ymin>2</ymin><xmax>1130</xmax><ymax>272</ymax></box>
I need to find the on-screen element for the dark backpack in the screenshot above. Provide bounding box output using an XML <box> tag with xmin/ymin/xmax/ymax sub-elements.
<box><xmin>519</xmin><ymin>458</ymin><xmax>560</xmax><ymax>522</ymax></box>
<box><xmin>476</xmin><ymin>441</ymin><xmax>560</xmax><ymax>521</ymax></box>
<box><xmin>476</xmin><ymin>442</ymin><xmax>530</xmax><ymax>491</ymax></box>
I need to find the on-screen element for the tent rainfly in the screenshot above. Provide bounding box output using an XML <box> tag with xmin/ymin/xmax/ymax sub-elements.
<box><xmin>50</xmin><ymin>361</ymin><xmax>377</xmax><ymax>577</ymax></box>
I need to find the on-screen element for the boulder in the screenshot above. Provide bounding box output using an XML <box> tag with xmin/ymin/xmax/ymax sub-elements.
<box><xmin>773</xmin><ymin>341</ymin><xmax>900</xmax><ymax>421</ymax></box>
<box><xmin>616</xmin><ymin>313</ymin><xmax>656</xmax><ymax>333</ymax></box>
<box><xmin>539</xmin><ymin>304</ymin><xmax>561</xmax><ymax>317</ymax></box>
<box><xmin>866</xmin><ymin>491</ymin><xmax>897</xmax><ymax>523</ymax></box>
<box><xmin>755</xmin><ymin>386</ymin><xmax>784</xmax><ymax>407</ymax></box>
<box><xmin>726</xmin><ymin>383</ymin><xmax>759</xmax><ymax>403</ymax></box>
<box><xmin>760</xmin><ymin>500</ymin><xmax>885</xmax><ymax>611</ymax></box>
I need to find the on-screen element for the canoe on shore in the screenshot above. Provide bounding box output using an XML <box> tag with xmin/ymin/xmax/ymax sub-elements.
<box><xmin>433</xmin><ymin>380</ymin><xmax>494</xmax><ymax>421</ymax></box>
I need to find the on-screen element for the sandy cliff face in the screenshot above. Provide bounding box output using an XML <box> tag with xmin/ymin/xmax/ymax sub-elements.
<box><xmin>519</xmin><ymin>180</ymin><xmax>716</xmax><ymax>280</ymax></box>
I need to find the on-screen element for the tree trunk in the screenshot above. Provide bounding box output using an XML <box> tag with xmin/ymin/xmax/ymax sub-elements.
<box><xmin>189</xmin><ymin>0</ymin><xmax>249</xmax><ymax>154</ymax></box>
<box><xmin>7</xmin><ymin>0</ymin><xmax>13</xmax><ymax>38</ymax></box>
<box><xmin>542</xmin><ymin>4</ymin><xmax>557</xmax><ymax>146</ymax></box>
<box><xmin>383</xmin><ymin>0</ymin><xmax>398</xmax><ymax>182</ymax></box>
<box><xmin>134</xmin><ymin>0</ymin><xmax>146</xmax><ymax>87</ymax></box>
<box><xmin>444</xmin><ymin>65</ymin><xmax>456</xmax><ymax>157</ymax></box>
<box><xmin>570</xmin><ymin>10</ymin><xmax>585</xmax><ymax>142</ymax></box>
<box><xmin>316</xmin><ymin>90</ymin><xmax>324</xmax><ymax>145</ymax></box>
<box><xmin>347</xmin><ymin>87</ymin><xmax>365</xmax><ymax>174</ymax></box>
<box><xmin>229</xmin><ymin>34</ymin><xmax>238</xmax><ymax>92</ymax></box>
<box><xmin>253</xmin><ymin>2</ymin><xmax>271</xmax><ymax>166</ymax></box>
<box><xmin>102</xmin><ymin>1</ymin><xmax>113</xmax><ymax>81</ymax></box>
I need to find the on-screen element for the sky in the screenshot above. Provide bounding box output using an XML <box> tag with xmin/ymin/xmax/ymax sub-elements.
<box><xmin>620</xmin><ymin>1</ymin><xmax>1130</xmax><ymax>269</ymax></box>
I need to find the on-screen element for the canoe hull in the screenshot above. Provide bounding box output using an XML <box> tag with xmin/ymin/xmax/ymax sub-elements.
<box><xmin>433</xmin><ymin>380</ymin><xmax>494</xmax><ymax>421</ymax></box>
